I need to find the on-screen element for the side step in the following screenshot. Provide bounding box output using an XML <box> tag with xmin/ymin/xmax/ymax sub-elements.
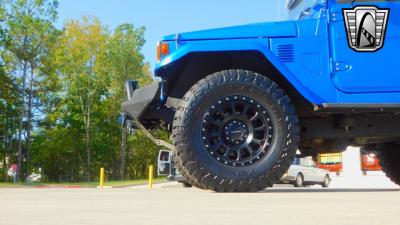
<box><xmin>317</xmin><ymin>103</ymin><xmax>400</xmax><ymax>113</ymax></box>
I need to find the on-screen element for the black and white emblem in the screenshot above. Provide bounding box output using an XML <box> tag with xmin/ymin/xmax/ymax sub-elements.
<box><xmin>343</xmin><ymin>6</ymin><xmax>389</xmax><ymax>52</ymax></box>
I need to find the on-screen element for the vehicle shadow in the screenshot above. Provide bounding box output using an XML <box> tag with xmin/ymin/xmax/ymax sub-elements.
<box><xmin>262</xmin><ymin>188</ymin><xmax>400</xmax><ymax>193</ymax></box>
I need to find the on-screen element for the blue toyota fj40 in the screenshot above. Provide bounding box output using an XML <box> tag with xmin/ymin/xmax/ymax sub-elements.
<box><xmin>122</xmin><ymin>0</ymin><xmax>400</xmax><ymax>192</ymax></box>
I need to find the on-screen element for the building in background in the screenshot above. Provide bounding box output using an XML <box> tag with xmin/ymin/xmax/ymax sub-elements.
<box><xmin>317</xmin><ymin>149</ymin><xmax>382</xmax><ymax>176</ymax></box>
<box><xmin>360</xmin><ymin>149</ymin><xmax>382</xmax><ymax>175</ymax></box>
<box><xmin>317</xmin><ymin>153</ymin><xmax>343</xmax><ymax>175</ymax></box>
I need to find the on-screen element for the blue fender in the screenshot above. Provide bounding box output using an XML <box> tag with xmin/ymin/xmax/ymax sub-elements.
<box><xmin>155</xmin><ymin>37</ymin><xmax>326</xmax><ymax>104</ymax></box>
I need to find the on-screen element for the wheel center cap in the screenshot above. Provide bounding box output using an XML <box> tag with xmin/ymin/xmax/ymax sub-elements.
<box><xmin>224</xmin><ymin>120</ymin><xmax>248</xmax><ymax>144</ymax></box>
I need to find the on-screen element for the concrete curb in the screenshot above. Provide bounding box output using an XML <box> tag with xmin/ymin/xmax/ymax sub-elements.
<box><xmin>34</xmin><ymin>185</ymin><xmax>93</xmax><ymax>189</ymax></box>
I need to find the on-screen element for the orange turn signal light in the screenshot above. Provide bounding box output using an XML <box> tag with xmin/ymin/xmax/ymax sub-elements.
<box><xmin>157</xmin><ymin>42</ymin><xmax>170</xmax><ymax>61</ymax></box>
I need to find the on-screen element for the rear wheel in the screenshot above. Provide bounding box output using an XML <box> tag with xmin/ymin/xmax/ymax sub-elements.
<box><xmin>172</xmin><ymin>70</ymin><xmax>299</xmax><ymax>192</ymax></box>
<box><xmin>379</xmin><ymin>143</ymin><xmax>400</xmax><ymax>186</ymax></box>
<box><xmin>294</xmin><ymin>174</ymin><xmax>304</xmax><ymax>187</ymax></box>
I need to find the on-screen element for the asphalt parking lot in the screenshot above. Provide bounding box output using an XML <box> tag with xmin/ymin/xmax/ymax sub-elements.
<box><xmin>1</xmin><ymin>179</ymin><xmax>399</xmax><ymax>225</ymax></box>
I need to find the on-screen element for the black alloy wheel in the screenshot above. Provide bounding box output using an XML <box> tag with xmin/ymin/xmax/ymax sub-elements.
<box><xmin>200</xmin><ymin>95</ymin><xmax>274</xmax><ymax>167</ymax></box>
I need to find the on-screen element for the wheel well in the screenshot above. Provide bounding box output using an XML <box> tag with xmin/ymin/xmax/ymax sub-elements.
<box><xmin>164</xmin><ymin>51</ymin><xmax>313</xmax><ymax>117</ymax></box>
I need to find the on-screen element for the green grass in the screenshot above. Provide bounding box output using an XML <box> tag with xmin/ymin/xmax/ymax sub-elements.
<box><xmin>0</xmin><ymin>177</ymin><xmax>167</xmax><ymax>188</ymax></box>
<box><xmin>0</xmin><ymin>182</ymin><xmax>26</xmax><ymax>188</ymax></box>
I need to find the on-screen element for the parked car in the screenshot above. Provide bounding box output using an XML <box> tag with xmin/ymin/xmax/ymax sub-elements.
<box><xmin>280</xmin><ymin>158</ymin><xmax>331</xmax><ymax>188</ymax></box>
<box><xmin>122</xmin><ymin>0</ymin><xmax>400</xmax><ymax>192</ymax></box>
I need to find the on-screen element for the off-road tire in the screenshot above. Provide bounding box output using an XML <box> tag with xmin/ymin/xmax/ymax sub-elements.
<box><xmin>379</xmin><ymin>145</ymin><xmax>400</xmax><ymax>186</ymax></box>
<box><xmin>174</xmin><ymin>160</ymin><xmax>204</xmax><ymax>189</ymax></box>
<box><xmin>180</xmin><ymin>181</ymin><xmax>193</xmax><ymax>188</ymax></box>
<box><xmin>172</xmin><ymin>150</ymin><xmax>204</xmax><ymax>189</ymax></box>
<box><xmin>172</xmin><ymin>70</ymin><xmax>299</xmax><ymax>192</ymax></box>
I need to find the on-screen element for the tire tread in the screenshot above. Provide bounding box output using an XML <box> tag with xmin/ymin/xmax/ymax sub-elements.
<box><xmin>172</xmin><ymin>70</ymin><xmax>299</xmax><ymax>192</ymax></box>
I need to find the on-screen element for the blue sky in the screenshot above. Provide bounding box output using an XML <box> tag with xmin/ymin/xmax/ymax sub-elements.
<box><xmin>57</xmin><ymin>0</ymin><xmax>280</xmax><ymax>68</ymax></box>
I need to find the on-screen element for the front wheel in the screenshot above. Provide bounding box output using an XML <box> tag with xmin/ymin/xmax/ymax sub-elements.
<box><xmin>172</xmin><ymin>70</ymin><xmax>299</xmax><ymax>192</ymax></box>
<box><xmin>322</xmin><ymin>175</ymin><xmax>330</xmax><ymax>188</ymax></box>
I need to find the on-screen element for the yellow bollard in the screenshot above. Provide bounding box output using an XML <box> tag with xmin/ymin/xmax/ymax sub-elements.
<box><xmin>99</xmin><ymin>167</ymin><xmax>105</xmax><ymax>188</ymax></box>
<box><xmin>149</xmin><ymin>165</ymin><xmax>154</xmax><ymax>190</ymax></box>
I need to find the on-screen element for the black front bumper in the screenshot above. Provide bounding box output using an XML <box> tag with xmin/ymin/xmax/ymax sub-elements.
<box><xmin>121</xmin><ymin>80</ymin><xmax>175</xmax><ymax>149</ymax></box>
<box><xmin>122</xmin><ymin>81</ymin><xmax>161</xmax><ymax>121</ymax></box>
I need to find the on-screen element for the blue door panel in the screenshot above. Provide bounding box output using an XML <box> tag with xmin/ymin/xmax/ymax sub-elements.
<box><xmin>330</xmin><ymin>1</ymin><xmax>400</xmax><ymax>94</ymax></box>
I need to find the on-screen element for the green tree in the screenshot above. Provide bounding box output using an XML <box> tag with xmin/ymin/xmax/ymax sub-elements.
<box><xmin>55</xmin><ymin>16</ymin><xmax>110</xmax><ymax>181</ymax></box>
<box><xmin>107</xmin><ymin>23</ymin><xmax>151</xmax><ymax>179</ymax></box>
<box><xmin>1</xmin><ymin>2</ymin><xmax>159</xmax><ymax>182</ymax></box>
<box><xmin>0</xmin><ymin>63</ymin><xmax>20</xmax><ymax>181</ymax></box>
<box><xmin>2</xmin><ymin>0</ymin><xmax>59</xmax><ymax>181</ymax></box>
<box><xmin>0</xmin><ymin>1</ymin><xmax>5</xmax><ymax>40</ymax></box>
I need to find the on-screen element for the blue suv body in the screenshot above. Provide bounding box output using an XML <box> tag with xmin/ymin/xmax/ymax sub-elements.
<box><xmin>155</xmin><ymin>0</ymin><xmax>400</xmax><ymax>104</ymax></box>
<box><xmin>122</xmin><ymin>0</ymin><xmax>400</xmax><ymax>192</ymax></box>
